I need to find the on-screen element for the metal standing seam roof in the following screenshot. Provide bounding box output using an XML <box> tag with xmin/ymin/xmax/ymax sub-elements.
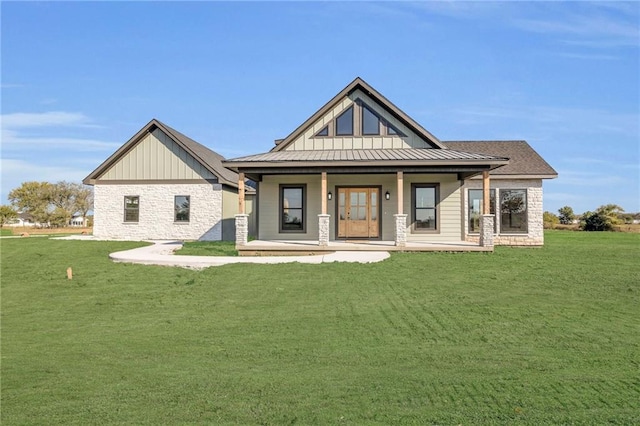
<box><xmin>225</xmin><ymin>148</ymin><xmax>507</xmax><ymax>163</ymax></box>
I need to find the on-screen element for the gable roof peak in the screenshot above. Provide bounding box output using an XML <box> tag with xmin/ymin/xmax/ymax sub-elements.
<box><xmin>83</xmin><ymin>118</ymin><xmax>241</xmax><ymax>187</ymax></box>
<box><xmin>271</xmin><ymin>77</ymin><xmax>444</xmax><ymax>151</ymax></box>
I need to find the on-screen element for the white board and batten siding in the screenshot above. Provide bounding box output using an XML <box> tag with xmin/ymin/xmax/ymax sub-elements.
<box><xmin>100</xmin><ymin>128</ymin><xmax>217</xmax><ymax>181</ymax></box>
<box><xmin>285</xmin><ymin>89</ymin><xmax>432</xmax><ymax>152</ymax></box>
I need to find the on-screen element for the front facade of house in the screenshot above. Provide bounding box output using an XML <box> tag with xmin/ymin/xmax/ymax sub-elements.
<box><xmin>84</xmin><ymin>119</ymin><xmax>254</xmax><ymax>241</ymax></box>
<box><xmin>224</xmin><ymin>78</ymin><xmax>557</xmax><ymax>248</ymax></box>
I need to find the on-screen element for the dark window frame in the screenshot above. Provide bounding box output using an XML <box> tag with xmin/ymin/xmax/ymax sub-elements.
<box><xmin>362</xmin><ymin>104</ymin><xmax>381</xmax><ymax>135</ymax></box>
<box><xmin>468</xmin><ymin>189</ymin><xmax>497</xmax><ymax>234</ymax></box>
<box><xmin>123</xmin><ymin>195</ymin><xmax>139</xmax><ymax>223</ymax></box>
<box><xmin>411</xmin><ymin>183</ymin><xmax>440</xmax><ymax>233</ymax></box>
<box><xmin>174</xmin><ymin>195</ymin><xmax>190</xmax><ymax>223</ymax></box>
<box><xmin>335</xmin><ymin>106</ymin><xmax>354</xmax><ymax>136</ymax></box>
<box><xmin>314</xmin><ymin>125</ymin><xmax>330</xmax><ymax>137</ymax></box>
<box><xmin>499</xmin><ymin>189</ymin><xmax>528</xmax><ymax>234</ymax></box>
<box><xmin>279</xmin><ymin>184</ymin><xmax>307</xmax><ymax>233</ymax></box>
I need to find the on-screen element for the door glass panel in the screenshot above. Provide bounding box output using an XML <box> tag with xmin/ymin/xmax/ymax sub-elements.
<box><xmin>358</xmin><ymin>192</ymin><xmax>366</xmax><ymax>205</ymax></box>
<box><xmin>339</xmin><ymin>191</ymin><xmax>346</xmax><ymax>220</ymax></box>
<box><xmin>350</xmin><ymin>192</ymin><xmax>358</xmax><ymax>205</ymax></box>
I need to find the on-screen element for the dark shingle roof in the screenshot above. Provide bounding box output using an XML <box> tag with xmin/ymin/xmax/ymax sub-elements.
<box><xmin>443</xmin><ymin>141</ymin><xmax>557</xmax><ymax>177</ymax></box>
<box><xmin>156</xmin><ymin>120</ymin><xmax>241</xmax><ymax>187</ymax></box>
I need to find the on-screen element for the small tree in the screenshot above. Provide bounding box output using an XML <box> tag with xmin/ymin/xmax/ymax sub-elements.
<box><xmin>49</xmin><ymin>207</ymin><xmax>70</xmax><ymax>228</ymax></box>
<box><xmin>0</xmin><ymin>205</ymin><xmax>18</xmax><ymax>227</ymax></box>
<box><xmin>543</xmin><ymin>211</ymin><xmax>559</xmax><ymax>229</ymax></box>
<box><xmin>8</xmin><ymin>181</ymin><xmax>53</xmax><ymax>225</ymax></box>
<box><xmin>73</xmin><ymin>185</ymin><xmax>94</xmax><ymax>226</ymax></box>
<box><xmin>581</xmin><ymin>204</ymin><xmax>625</xmax><ymax>231</ymax></box>
<box><xmin>558</xmin><ymin>206</ymin><xmax>575</xmax><ymax>225</ymax></box>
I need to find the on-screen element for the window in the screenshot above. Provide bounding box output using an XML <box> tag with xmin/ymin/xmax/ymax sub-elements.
<box><xmin>124</xmin><ymin>196</ymin><xmax>139</xmax><ymax>222</ymax></box>
<box><xmin>175</xmin><ymin>195</ymin><xmax>190</xmax><ymax>222</ymax></box>
<box><xmin>500</xmin><ymin>189</ymin><xmax>527</xmax><ymax>233</ymax></box>
<box><xmin>335</xmin><ymin>106</ymin><xmax>354</xmax><ymax>136</ymax></box>
<box><xmin>362</xmin><ymin>105</ymin><xmax>380</xmax><ymax>135</ymax></box>
<box><xmin>468</xmin><ymin>189</ymin><xmax>496</xmax><ymax>233</ymax></box>
<box><xmin>412</xmin><ymin>184</ymin><xmax>438</xmax><ymax>232</ymax></box>
<box><xmin>315</xmin><ymin>125</ymin><xmax>329</xmax><ymax>137</ymax></box>
<box><xmin>280</xmin><ymin>185</ymin><xmax>306</xmax><ymax>232</ymax></box>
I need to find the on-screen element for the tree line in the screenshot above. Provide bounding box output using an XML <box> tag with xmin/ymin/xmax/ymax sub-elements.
<box><xmin>0</xmin><ymin>181</ymin><xmax>93</xmax><ymax>228</ymax></box>
<box><xmin>544</xmin><ymin>204</ymin><xmax>638</xmax><ymax>231</ymax></box>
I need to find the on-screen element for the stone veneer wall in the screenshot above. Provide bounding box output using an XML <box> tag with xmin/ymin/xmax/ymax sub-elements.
<box><xmin>463</xmin><ymin>179</ymin><xmax>544</xmax><ymax>246</ymax></box>
<box><xmin>93</xmin><ymin>183</ymin><xmax>223</xmax><ymax>241</ymax></box>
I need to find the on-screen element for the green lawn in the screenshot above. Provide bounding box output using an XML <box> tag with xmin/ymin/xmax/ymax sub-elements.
<box><xmin>1</xmin><ymin>232</ymin><xmax>639</xmax><ymax>424</ymax></box>
<box><xmin>176</xmin><ymin>240</ymin><xmax>238</xmax><ymax>256</ymax></box>
<box><xmin>1</xmin><ymin>228</ymin><xmax>14</xmax><ymax>236</ymax></box>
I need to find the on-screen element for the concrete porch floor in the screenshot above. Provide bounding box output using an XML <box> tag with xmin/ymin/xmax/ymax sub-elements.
<box><xmin>238</xmin><ymin>239</ymin><xmax>492</xmax><ymax>255</ymax></box>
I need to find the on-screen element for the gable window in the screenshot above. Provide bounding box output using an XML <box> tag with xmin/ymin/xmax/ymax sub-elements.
<box><xmin>468</xmin><ymin>189</ymin><xmax>496</xmax><ymax>233</ymax></box>
<box><xmin>362</xmin><ymin>105</ymin><xmax>380</xmax><ymax>135</ymax></box>
<box><xmin>316</xmin><ymin>125</ymin><xmax>329</xmax><ymax>137</ymax></box>
<box><xmin>500</xmin><ymin>189</ymin><xmax>527</xmax><ymax>233</ymax></box>
<box><xmin>175</xmin><ymin>195</ymin><xmax>190</xmax><ymax>222</ymax></box>
<box><xmin>412</xmin><ymin>184</ymin><xmax>439</xmax><ymax>232</ymax></box>
<box><xmin>280</xmin><ymin>184</ymin><xmax>306</xmax><ymax>233</ymax></box>
<box><xmin>335</xmin><ymin>106</ymin><xmax>354</xmax><ymax>136</ymax></box>
<box><xmin>124</xmin><ymin>196</ymin><xmax>139</xmax><ymax>222</ymax></box>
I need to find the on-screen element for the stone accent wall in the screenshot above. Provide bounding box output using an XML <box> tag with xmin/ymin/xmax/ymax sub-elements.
<box><xmin>479</xmin><ymin>214</ymin><xmax>494</xmax><ymax>247</ymax></box>
<box><xmin>462</xmin><ymin>179</ymin><xmax>544</xmax><ymax>246</ymax></box>
<box><xmin>318</xmin><ymin>214</ymin><xmax>330</xmax><ymax>247</ymax></box>
<box><xmin>93</xmin><ymin>183</ymin><xmax>223</xmax><ymax>241</ymax></box>
<box><xmin>235</xmin><ymin>214</ymin><xmax>248</xmax><ymax>246</ymax></box>
<box><xmin>394</xmin><ymin>214</ymin><xmax>407</xmax><ymax>247</ymax></box>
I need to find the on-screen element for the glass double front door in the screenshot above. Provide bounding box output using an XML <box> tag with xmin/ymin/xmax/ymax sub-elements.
<box><xmin>337</xmin><ymin>187</ymin><xmax>380</xmax><ymax>238</ymax></box>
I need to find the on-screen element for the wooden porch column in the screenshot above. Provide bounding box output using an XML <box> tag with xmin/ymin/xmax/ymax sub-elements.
<box><xmin>321</xmin><ymin>171</ymin><xmax>327</xmax><ymax>215</ymax></box>
<box><xmin>397</xmin><ymin>171</ymin><xmax>403</xmax><ymax>214</ymax></box>
<box><xmin>482</xmin><ymin>171</ymin><xmax>490</xmax><ymax>214</ymax></box>
<box><xmin>238</xmin><ymin>172</ymin><xmax>245</xmax><ymax>214</ymax></box>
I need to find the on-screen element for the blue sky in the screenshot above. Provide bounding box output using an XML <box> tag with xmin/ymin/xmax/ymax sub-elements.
<box><xmin>2</xmin><ymin>1</ymin><xmax>638</xmax><ymax>214</ymax></box>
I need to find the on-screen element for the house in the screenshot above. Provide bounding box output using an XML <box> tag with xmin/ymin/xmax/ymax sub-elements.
<box><xmin>6</xmin><ymin>212</ymin><xmax>36</xmax><ymax>228</ymax></box>
<box><xmin>223</xmin><ymin>77</ymin><xmax>557</xmax><ymax>249</ymax></box>
<box><xmin>83</xmin><ymin>119</ymin><xmax>254</xmax><ymax>241</ymax></box>
<box><xmin>69</xmin><ymin>215</ymin><xmax>86</xmax><ymax>227</ymax></box>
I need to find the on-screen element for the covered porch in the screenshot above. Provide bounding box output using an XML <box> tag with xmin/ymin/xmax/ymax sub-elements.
<box><xmin>224</xmin><ymin>149</ymin><xmax>508</xmax><ymax>252</ymax></box>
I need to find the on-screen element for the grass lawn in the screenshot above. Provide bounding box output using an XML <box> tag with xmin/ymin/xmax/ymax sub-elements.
<box><xmin>1</xmin><ymin>228</ymin><xmax>14</xmax><ymax>236</ymax></box>
<box><xmin>176</xmin><ymin>240</ymin><xmax>238</xmax><ymax>256</ymax></box>
<box><xmin>1</xmin><ymin>231</ymin><xmax>639</xmax><ymax>424</ymax></box>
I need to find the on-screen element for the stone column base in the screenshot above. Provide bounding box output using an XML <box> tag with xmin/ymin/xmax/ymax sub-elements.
<box><xmin>479</xmin><ymin>214</ymin><xmax>495</xmax><ymax>248</ymax></box>
<box><xmin>318</xmin><ymin>214</ymin><xmax>330</xmax><ymax>247</ymax></box>
<box><xmin>394</xmin><ymin>214</ymin><xmax>408</xmax><ymax>247</ymax></box>
<box><xmin>235</xmin><ymin>214</ymin><xmax>249</xmax><ymax>246</ymax></box>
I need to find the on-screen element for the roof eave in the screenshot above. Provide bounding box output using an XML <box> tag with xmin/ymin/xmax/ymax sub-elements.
<box><xmin>224</xmin><ymin>159</ymin><xmax>509</xmax><ymax>170</ymax></box>
<box><xmin>469</xmin><ymin>173</ymin><xmax>559</xmax><ymax>180</ymax></box>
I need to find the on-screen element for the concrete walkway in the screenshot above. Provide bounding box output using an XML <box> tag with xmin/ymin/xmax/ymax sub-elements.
<box><xmin>55</xmin><ymin>236</ymin><xmax>390</xmax><ymax>269</ymax></box>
